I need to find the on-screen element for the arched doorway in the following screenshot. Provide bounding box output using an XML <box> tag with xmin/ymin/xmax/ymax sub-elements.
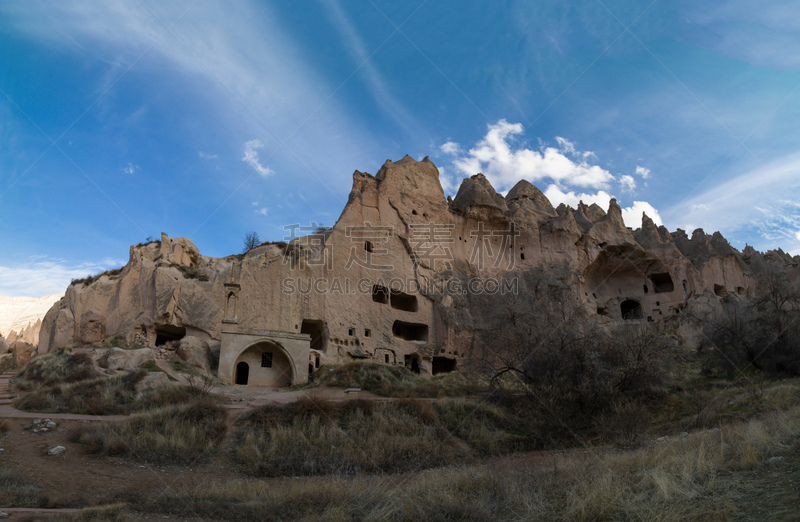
<box><xmin>234</xmin><ymin>341</ymin><xmax>294</xmax><ymax>387</ymax></box>
<box><xmin>620</xmin><ymin>299</ymin><xmax>643</xmax><ymax>320</ymax></box>
<box><xmin>235</xmin><ymin>361</ymin><xmax>249</xmax><ymax>385</ymax></box>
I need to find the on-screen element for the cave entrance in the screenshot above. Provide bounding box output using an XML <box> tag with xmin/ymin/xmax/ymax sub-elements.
<box><xmin>301</xmin><ymin>319</ymin><xmax>326</xmax><ymax>351</ymax></box>
<box><xmin>390</xmin><ymin>291</ymin><xmax>418</xmax><ymax>312</ymax></box>
<box><xmin>648</xmin><ymin>273</ymin><xmax>674</xmax><ymax>294</ymax></box>
<box><xmin>392</xmin><ymin>321</ymin><xmax>429</xmax><ymax>342</ymax></box>
<box><xmin>405</xmin><ymin>354</ymin><xmax>420</xmax><ymax>374</ymax></box>
<box><xmin>155</xmin><ymin>325</ymin><xmax>186</xmax><ymax>346</ymax></box>
<box><xmin>235</xmin><ymin>361</ymin><xmax>249</xmax><ymax>385</ymax></box>
<box><xmin>432</xmin><ymin>357</ymin><xmax>456</xmax><ymax>375</ymax></box>
<box><xmin>620</xmin><ymin>299</ymin><xmax>643</xmax><ymax>320</ymax></box>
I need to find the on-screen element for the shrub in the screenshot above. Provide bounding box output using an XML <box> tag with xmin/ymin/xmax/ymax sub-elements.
<box><xmin>315</xmin><ymin>362</ymin><xmax>486</xmax><ymax>398</ymax></box>
<box><xmin>15</xmin><ymin>350</ymin><xmax>96</xmax><ymax>390</ymax></box>
<box><xmin>72</xmin><ymin>399</ymin><xmax>227</xmax><ymax>464</ymax></box>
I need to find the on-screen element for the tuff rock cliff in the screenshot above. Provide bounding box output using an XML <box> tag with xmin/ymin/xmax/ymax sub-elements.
<box><xmin>38</xmin><ymin>156</ymin><xmax>798</xmax><ymax>375</ymax></box>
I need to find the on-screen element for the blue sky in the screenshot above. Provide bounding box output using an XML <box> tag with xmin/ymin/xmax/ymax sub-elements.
<box><xmin>2</xmin><ymin>0</ymin><xmax>800</xmax><ymax>296</ymax></box>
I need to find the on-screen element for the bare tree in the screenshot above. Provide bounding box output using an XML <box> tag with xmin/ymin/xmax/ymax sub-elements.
<box><xmin>243</xmin><ymin>231</ymin><xmax>261</xmax><ymax>253</ymax></box>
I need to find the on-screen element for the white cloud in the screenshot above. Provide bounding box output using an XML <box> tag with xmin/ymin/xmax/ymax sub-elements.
<box><xmin>449</xmin><ymin>120</ymin><xmax>615</xmax><ymax>192</ymax></box>
<box><xmin>0</xmin><ymin>257</ymin><xmax>125</xmax><ymax>297</ymax></box>
<box><xmin>254</xmin><ymin>207</ymin><xmax>268</xmax><ymax>216</ymax></box>
<box><xmin>635</xmin><ymin>165</ymin><xmax>651</xmax><ymax>179</ymax></box>
<box><xmin>198</xmin><ymin>151</ymin><xmax>218</xmax><ymax>160</ymax></box>
<box><xmin>440</xmin><ymin>141</ymin><xmax>461</xmax><ymax>155</ymax></box>
<box><xmin>620</xmin><ymin>174</ymin><xmax>636</xmax><ymax>192</ymax></box>
<box><xmin>242</xmin><ymin>140</ymin><xmax>274</xmax><ymax>177</ymax></box>
<box><xmin>796</xmin><ymin>230</ymin><xmax>800</xmax><ymax>241</ymax></box>
<box><xmin>544</xmin><ymin>185</ymin><xmax>663</xmax><ymax>229</ymax></box>
<box><xmin>251</xmin><ymin>201</ymin><xmax>259</xmax><ymax>207</ymax></box>
<box><xmin>121</xmin><ymin>162</ymin><xmax>139</xmax><ymax>174</ymax></box>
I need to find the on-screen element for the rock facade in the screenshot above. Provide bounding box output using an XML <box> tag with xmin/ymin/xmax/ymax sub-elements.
<box><xmin>38</xmin><ymin>156</ymin><xmax>797</xmax><ymax>384</ymax></box>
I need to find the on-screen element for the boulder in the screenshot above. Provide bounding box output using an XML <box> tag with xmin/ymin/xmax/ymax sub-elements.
<box><xmin>79</xmin><ymin>309</ymin><xmax>106</xmax><ymax>345</ymax></box>
<box><xmin>10</xmin><ymin>341</ymin><xmax>34</xmax><ymax>365</ymax></box>
<box><xmin>135</xmin><ymin>371</ymin><xmax>173</xmax><ymax>392</ymax></box>
<box><xmin>104</xmin><ymin>347</ymin><xmax>155</xmax><ymax>370</ymax></box>
<box><xmin>0</xmin><ymin>336</ymin><xmax>8</xmax><ymax>355</ymax></box>
<box><xmin>176</xmin><ymin>336</ymin><xmax>212</xmax><ymax>371</ymax></box>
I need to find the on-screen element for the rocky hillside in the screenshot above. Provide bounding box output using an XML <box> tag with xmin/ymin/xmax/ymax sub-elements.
<box><xmin>0</xmin><ymin>294</ymin><xmax>63</xmax><ymax>345</ymax></box>
<box><xmin>37</xmin><ymin>156</ymin><xmax>800</xmax><ymax>373</ymax></box>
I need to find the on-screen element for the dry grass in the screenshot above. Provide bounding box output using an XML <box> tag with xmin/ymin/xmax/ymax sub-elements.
<box><xmin>134</xmin><ymin>403</ymin><xmax>800</xmax><ymax>520</ymax></box>
<box><xmin>71</xmin><ymin>399</ymin><xmax>227</xmax><ymax>464</ymax></box>
<box><xmin>233</xmin><ymin>395</ymin><xmax>531</xmax><ymax>477</ymax></box>
<box><xmin>15</xmin><ymin>349</ymin><xmax>198</xmax><ymax>415</ymax></box>
<box><xmin>314</xmin><ymin>362</ymin><xmax>486</xmax><ymax>397</ymax></box>
<box><xmin>0</xmin><ymin>468</ymin><xmax>42</xmax><ymax>507</ymax></box>
<box><xmin>15</xmin><ymin>349</ymin><xmax>97</xmax><ymax>390</ymax></box>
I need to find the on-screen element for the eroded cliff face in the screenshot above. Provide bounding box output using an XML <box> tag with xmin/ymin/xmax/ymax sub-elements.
<box><xmin>39</xmin><ymin>156</ymin><xmax>782</xmax><ymax>374</ymax></box>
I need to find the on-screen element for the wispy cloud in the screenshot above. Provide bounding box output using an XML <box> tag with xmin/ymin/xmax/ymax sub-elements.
<box><xmin>620</xmin><ymin>174</ymin><xmax>636</xmax><ymax>192</ymax></box>
<box><xmin>0</xmin><ymin>257</ymin><xmax>125</xmax><ymax>297</ymax></box>
<box><xmin>254</xmin><ymin>206</ymin><xmax>268</xmax><ymax>216</ymax></box>
<box><xmin>635</xmin><ymin>165</ymin><xmax>651</xmax><ymax>179</ymax></box>
<box><xmin>242</xmin><ymin>139</ymin><xmax>274</xmax><ymax>177</ymax></box>
<box><xmin>198</xmin><ymin>151</ymin><xmax>218</xmax><ymax>159</ymax></box>
<box><xmin>668</xmin><ymin>153</ymin><xmax>800</xmax><ymax>252</ymax></box>
<box><xmin>320</xmin><ymin>0</ymin><xmax>423</xmax><ymax>138</ymax></box>
<box><xmin>121</xmin><ymin>162</ymin><xmax>139</xmax><ymax>174</ymax></box>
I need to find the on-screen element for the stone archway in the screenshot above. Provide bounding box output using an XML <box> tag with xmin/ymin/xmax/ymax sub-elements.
<box><xmin>233</xmin><ymin>340</ymin><xmax>295</xmax><ymax>387</ymax></box>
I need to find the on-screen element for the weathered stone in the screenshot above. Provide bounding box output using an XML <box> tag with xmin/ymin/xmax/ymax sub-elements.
<box><xmin>135</xmin><ymin>371</ymin><xmax>173</xmax><ymax>392</ymax></box>
<box><xmin>80</xmin><ymin>309</ymin><xmax>106</xmax><ymax>345</ymax></box>
<box><xmin>104</xmin><ymin>347</ymin><xmax>155</xmax><ymax>371</ymax></box>
<box><xmin>35</xmin><ymin>156</ymin><xmax>787</xmax><ymax>388</ymax></box>
<box><xmin>10</xmin><ymin>341</ymin><xmax>34</xmax><ymax>365</ymax></box>
<box><xmin>47</xmin><ymin>446</ymin><xmax>66</xmax><ymax>456</ymax></box>
<box><xmin>176</xmin><ymin>336</ymin><xmax>212</xmax><ymax>371</ymax></box>
<box><xmin>0</xmin><ymin>336</ymin><xmax>7</xmax><ymax>355</ymax></box>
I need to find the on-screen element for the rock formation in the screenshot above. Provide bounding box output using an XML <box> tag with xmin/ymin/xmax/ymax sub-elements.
<box><xmin>37</xmin><ymin>156</ymin><xmax>797</xmax><ymax>385</ymax></box>
<box><xmin>0</xmin><ymin>294</ymin><xmax>63</xmax><ymax>345</ymax></box>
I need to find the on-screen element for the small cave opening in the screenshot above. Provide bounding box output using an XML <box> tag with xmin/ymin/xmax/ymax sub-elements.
<box><xmin>155</xmin><ymin>325</ymin><xmax>186</xmax><ymax>346</ymax></box>
<box><xmin>404</xmin><ymin>353</ymin><xmax>420</xmax><ymax>374</ymax></box>
<box><xmin>392</xmin><ymin>321</ymin><xmax>429</xmax><ymax>342</ymax></box>
<box><xmin>648</xmin><ymin>273</ymin><xmax>675</xmax><ymax>294</ymax></box>
<box><xmin>372</xmin><ymin>285</ymin><xmax>389</xmax><ymax>304</ymax></box>
<box><xmin>390</xmin><ymin>291</ymin><xmax>418</xmax><ymax>312</ymax></box>
<box><xmin>714</xmin><ymin>284</ymin><xmax>728</xmax><ymax>297</ymax></box>
<box><xmin>301</xmin><ymin>319</ymin><xmax>327</xmax><ymax>351</ymax></box>
<box><xmin>620</xmin><ymin>299</ymin><xmax>643</xmax><ymax>321</ymax></box>
<box><xmin>432</xmin><ymin>356</ymin><xmax>457</xmax><ymax>375</ymax></box>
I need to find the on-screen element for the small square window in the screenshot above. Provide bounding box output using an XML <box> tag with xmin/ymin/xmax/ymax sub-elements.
<box><xmin>348</xmin><ymin>328</ymin><xmax>355</xmax><ymax>336</ymax></box>
<box><xmin>261</xmin><ymin>352</ymin><xmax>273</xmax><ymax>368</ymax></box>
<box><xmin>365</xmin><ymin>329</ymin><xmax>371</xmax><ymax>337</ymax></box>
<box><xmin>365</xmin><ymin>241</ymin><xmax>373</xmax><ymax>252</ymax></box>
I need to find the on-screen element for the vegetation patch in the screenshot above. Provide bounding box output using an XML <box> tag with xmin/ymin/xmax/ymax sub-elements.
<box><xmin>71</xmin><ymin>399</ymin><xmax>227</xmax><ymax>464</ymax></box>
<box><xmin>70</xmin><ymin>267</ymin><xmax>124</xmax><ymax>286</ymax></box>
<box><xmin>314</xmin><ymin>362</ymin><xmax>486</xmax><ymax>397</ymax></box>
<box><xmin>135</xmin><ymin>403</ymin><xmax>800</xmax><ymax>521</ymax></box>
<box><xmin>177</xmin><ymin>265</ymin><xmax>210</xmax><ymax>281</ymax></box>
<box><xmin>0</xmin><ymin>468</ymin><xmax>42</xmax><ymax>507</ymax></box>
<box><xmin>233</xmin><ymin>395</ymin><xmax>530</xmax><ymax>477</ymax></box>
<box><xmin>15</xmin><ymin>349</ymin><xmax>97</xmax><ymax>389</ymax></box>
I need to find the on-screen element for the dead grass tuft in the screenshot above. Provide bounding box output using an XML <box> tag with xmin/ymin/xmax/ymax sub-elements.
<box><xmin>72</xmin><ymin>398</ymin><xmax>227</xmax><ymax>464</ymax></box>
<box><xmin>314</xmin><ymin>362</ymin><xmax>486</xmax><ymax>397</ymax></box>
<box><xmin>233</xmin><ymin>397</ymin><xmax>528</xmax><ymax>477</ymax></box>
